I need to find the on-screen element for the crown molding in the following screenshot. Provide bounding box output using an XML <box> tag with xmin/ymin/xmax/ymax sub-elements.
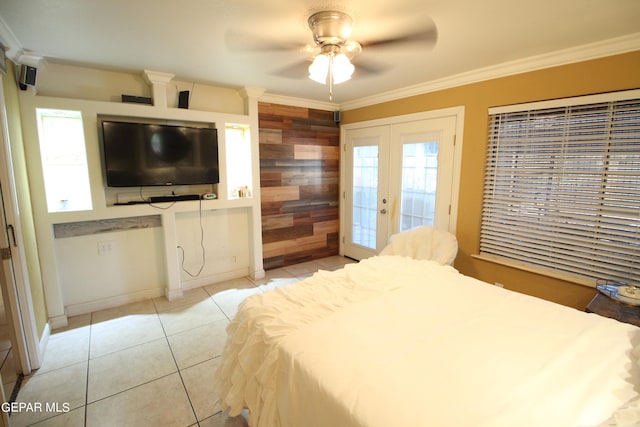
<box><xmin>239</xmin><ymin>86</ymin><xmax>266</xmax><ymax>99</ymax></box>
<box><xmin>340</xmin><ymin>32</ymin><xmax>640</xmax><ymax>111</ymax></box>
<box><xmin>259</xmin><ymin>92</ymin><xmax>339</xmax><ymax>111</ymax></box>
<box><xmin>0</xmin><ymin>14</ymin><xmax>22</xmax><ymax>61</ymax></box>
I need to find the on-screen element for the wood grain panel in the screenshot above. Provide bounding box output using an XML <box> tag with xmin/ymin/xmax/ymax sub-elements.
<box><xmin>259</xmin><ymin>129</ymin><xmax>283</xmax><ymax>144</ymax></box>
<box><xmin>313</xmin><ymin>220</ymin><xmax>340</xmax><ymax>236</ymax></box>
<box><xmin>259</xmin><ymin>143</ymin><xmax>294</xmax><ymax>160</ymax></box>
<box><xmin>259</xmin><ymin>102</ymin><xmax>340</xmax><ymax>269</ymax></box>
<box><xmin>260</xmin><ymin>172</ymin><xmax>282</xmax><ymax>187</ymax></box>
<box><xmin>263</xmin><ymin>241</ymin><xmax>288</xmax><ymax>259</ymax></box>
<box><xmin>260</xmin><ymin>201</ymin><xmax>283</xmax><ymax>216</ymax></box>
<box><xmin>259</xmin><ymin>103</ymin><xmax>310</xmax><ymax>118</ymax></box>
<box><xmin>262</xmin><ymin>224</ymin><xmax>313</xmax><ymax>244</ymax></box>
<box><xmin>299</xmin><ymin>184</ymin><xmax>339</xmax><ymax>200</ymax></box>
<box><xmin>294</xmin><ymin>145</ymin><xmax>340</xmax><ymax>160</ymax></box>
<box><xmin>262</xmin><ymin>214</ymin><xmax>294</xmax><ymax>230</ymax></box>
<box><xmin>261</xmin><ymin>186</ymin><xmax>300</xmax><ymax>203</ymax></box>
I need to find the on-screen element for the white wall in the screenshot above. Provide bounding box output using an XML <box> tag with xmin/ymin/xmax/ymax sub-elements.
<box><xmin>175</xmin><ymin>208</ymin><xmax>251</xmax><ymax>288</ymax></box>
<box><xmin>18</xmin><ymin>64</ymin><xmax>265</xmax><ymax>327</ymax></box>
<box><xmin>56</xmin><ymin>227</ymin><xmax>166</xmax><ymax>310</ymax></box>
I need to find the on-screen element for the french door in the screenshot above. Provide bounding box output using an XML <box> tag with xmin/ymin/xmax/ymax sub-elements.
<box><xmin>343</xmin><ymin>114</ymin><xmax>459</xmax><ymax>260</ymax></box>
<box><xmin>0</xmin><ymin>76</ymin><xmax>40</xmax><ymax>376</ymax></box>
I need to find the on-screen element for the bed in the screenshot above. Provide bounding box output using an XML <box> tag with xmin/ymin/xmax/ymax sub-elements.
<box><xmin>213</xmin><ymin>255</ymin><xmax>640</xmax><ymax>427</ymax></box>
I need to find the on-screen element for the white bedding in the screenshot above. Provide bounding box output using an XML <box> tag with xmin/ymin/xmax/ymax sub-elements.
<box><xmin>214</xmin><ymin>256</ymin><xmax>640</xmax><ymax>427</ymax></box>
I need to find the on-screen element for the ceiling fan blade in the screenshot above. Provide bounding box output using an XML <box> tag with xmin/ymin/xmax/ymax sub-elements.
<box><xmin>360</xmin><ymin>18</ymin><xmax>438</xmax><ymax>50</ymax></box>
<box><xmin>352</xmin><ymin>59</ymin><xmax>389</xmax><ymax>77</ymax></box>
<box><xmin>225</xmin><ymin>30</ymin><xmax>307</xmax><ymax>53</ymax></box>
<box><xmin>269</xmin><ymin>60</ymin><xmax>312</xmax><ymax>79</ymax></box>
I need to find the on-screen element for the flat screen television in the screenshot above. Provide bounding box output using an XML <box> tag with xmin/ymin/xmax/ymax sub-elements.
<box><xmin>100</xmin><ymin>120</ymin><xmax>219</xmax><ymax>187</ymax></box>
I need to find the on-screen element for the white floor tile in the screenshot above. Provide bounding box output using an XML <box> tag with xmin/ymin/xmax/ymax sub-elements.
<box><xmin>210</xmin><ymin>287</ymin><xmax>262</xmax><ymax>320</ymax></box>
<box><xmin>159</xmin><ymin>298</ymin><xmax>227</xmax><ymax>336</ymax></box>
<box><xmin>316</xmin><ymin>255</ymin><xmax>356</xmax><ymax>269</ymax></box>
<box><xmin>11</xmin><ymin>362</ymin><xmax>87</xmax><ymax>426</ymax></box>
<box><xmin>27</xmin><ymin>406</ymin><xmax>85</xmax><ymax>427</ymax></box>
<box><xmin>37</xmin><ymin>323</ymin><xmax>90</xmax><ymax>374</ymax></box>
<box><xmin>87</xmin><ymin>338</ymin><xmax>177</xmax><ymax>402</ymax></box>
<box><xmin>85</xmin><ymin>372</ymin><xmax>196</xmax><ymax>427</ymax></box>
<box><xmin>52</xmin><ymin>313</ymin><xmax>90</xmax><ymax>334</ymax></box>
<box><xmin>199</xmin><ymin>411</ymin><xmax>249</xmax><ymax>427</ymax></box>
<box><xmin>153</xmin><ymin>287</ymin><xmax>212</xmax><ymax>313</ymax></box>
<box><xmin>91</xmin><ymin>299</ymin><xmax>157</xmax><ymax>323</ymax></box>
<box><xmin>249</xmin><ymin>267</ymin><xmax>295</xmax><ymax>286</ymax></box>
<box><xmin>282</xmin><ymin>260</ymin><xmax>322</xmax><ymax>277</ymax></box>
<box><xmin>180</xmin><ymin>357</ymin><xmax>223</xmax><ymax>422</ymax></box>
<box><xmin>205</xmin><ymin>277</ymin><xmax>256</xmax><ymax>295</ymax></box>
<box><xmin>167</xmin><ymin>319</ymin><xmax>228</xmax><ymax>369</ymax></box>
<box><xmin>90</xmin><ymin>314</ymin><xmax>165</xmax><ymax>358</ymax></box>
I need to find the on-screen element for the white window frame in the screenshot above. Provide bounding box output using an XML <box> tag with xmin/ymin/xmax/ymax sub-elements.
<box><xmin>36</xmin><ymin>108</ymin><xmax>92</xmax><ymax>213</ymax></box>
<box><xmin>478</xmin><ymin>89</ymin><xmax>640</xmax><ymax>287</ymax></box>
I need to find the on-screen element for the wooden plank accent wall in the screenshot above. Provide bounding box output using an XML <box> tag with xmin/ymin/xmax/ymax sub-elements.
<box><xmin>259</xmin><ymin>102</ymin><xmax>340</xmax><ymax>270</ymax></box>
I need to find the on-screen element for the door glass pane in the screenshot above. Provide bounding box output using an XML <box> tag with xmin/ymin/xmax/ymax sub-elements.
<box><xmin>352</xmin><ymin>145</ymin><xmax>378</xmax><ymax>249</ymax></box>
<box><xmin>400</xmin><ymin>142</ymin><xmax>438</xmax><ymax>231</ymax></box>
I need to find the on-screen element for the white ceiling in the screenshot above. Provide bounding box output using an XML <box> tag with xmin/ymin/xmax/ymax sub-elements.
<box><xmin>0</xmin><ymin>0</ymin><xmax>639</xmax><ymax>106</ymax></box>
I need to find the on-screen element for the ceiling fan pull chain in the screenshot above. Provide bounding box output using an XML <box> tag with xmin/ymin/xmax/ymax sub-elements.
<box><xmin>328</xmin><ymin>53</ymin><xmax>334</xmax><ymax>100</ymax></box>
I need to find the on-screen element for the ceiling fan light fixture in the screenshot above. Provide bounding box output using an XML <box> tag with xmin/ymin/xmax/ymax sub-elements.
<box><xmin>308</xmin><ymin>51</ymin><xmax>354</xmax><ymax>86</ymax></box>
<box><xmin>308</xmin><ymin>54</ymin><xmax>329</xmax><ymax>84</ymax></box>
<box><xmin>343</xmin><ymin>40</ymin><xmax>362</xmax><ymax>58</ymax></box>
<box><xmin>306</xmin><ymin>10</ymin><xmax>359</xmax><ymax>98</ymax></box>
<box><xmin>332</xmin><ymin>53</ymin><xmax>354</xmax><ymax>84</ymax></box>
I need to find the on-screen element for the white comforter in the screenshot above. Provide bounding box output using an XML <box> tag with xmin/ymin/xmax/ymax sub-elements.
<box><xmin>214</xmin><ymin>256</ymin><xmax>640</xmax><ymax>427</ymax></box>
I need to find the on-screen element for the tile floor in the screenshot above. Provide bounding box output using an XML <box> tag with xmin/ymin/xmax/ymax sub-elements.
<box><xmin>8</xmin><ymin>255</ymin><xmax>354</xmax><ymax>427</ymax></box>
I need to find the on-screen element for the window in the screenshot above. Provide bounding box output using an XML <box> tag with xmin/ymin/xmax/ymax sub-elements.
<box><xmin>225</xmin><ymin>124</ymin><xmax>252</xmax><ymax>199</ymax></box>
<box><xmin>480</xmin><ymin>90</ymin><xmax>640</xmax><ymax>287</ymax></box>
<box><xmin>36</xmin><ymin>109</ymin><xmax>92</xmax><ymax>212</ymax></box>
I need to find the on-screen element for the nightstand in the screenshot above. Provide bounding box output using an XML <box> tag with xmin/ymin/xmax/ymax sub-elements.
<box><xmin>586</xmin><ymin>293</ymin><xmax>640</xmax><ymax>327</ymax></box>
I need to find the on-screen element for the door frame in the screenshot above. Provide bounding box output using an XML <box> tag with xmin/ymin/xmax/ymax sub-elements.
<box><xmin>0</xmin><ymin>76</ymin><xmax>42</xmax><ymax>374</ymax></box>
<box><xmin>342</xmin><ymin>125</ymin><xmax>391</xmax><ymax>260</ymax></box>
<box><xmin>339</xmin><ymin>106</ymin><xmax>465</xmax><ymax>256</ymax></box>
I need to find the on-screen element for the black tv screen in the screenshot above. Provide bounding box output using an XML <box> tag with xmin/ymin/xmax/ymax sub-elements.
<box><xmin>101</xmin><ymin>120</ymin><xmax>219</xmax><ymax>187</ymax></box>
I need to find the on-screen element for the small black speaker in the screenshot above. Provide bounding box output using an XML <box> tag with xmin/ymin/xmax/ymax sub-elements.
<box><xmin>333</xmin><ymin>110</ymin><xmax>341</xmax><ymax>125</ymax></box>
<box><xmin>19</xmin><ymin>65</ymin><xmax>37</xmax><ymax>90</ymax></box>
<box><xmin>178</xmin><ymin>91</ymin><xmax>190</xmax><ymax>109</ymax></box>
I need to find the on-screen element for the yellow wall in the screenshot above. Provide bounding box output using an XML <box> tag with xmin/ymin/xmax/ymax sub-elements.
<box><xmin>1</xmin><ymin>61</ymin><xmax>48</xmax><ymax>335</ymax></box>
<box><xmin>342</xmin><ymin>51</ymin><xmax>640</xmax><ymax>310</ymax></box>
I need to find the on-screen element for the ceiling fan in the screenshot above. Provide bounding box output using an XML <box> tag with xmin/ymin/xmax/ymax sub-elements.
<box><xmin>227</xmin><ymin>10</ymin><xmax>438</xmax><ymax>100</ymax></box>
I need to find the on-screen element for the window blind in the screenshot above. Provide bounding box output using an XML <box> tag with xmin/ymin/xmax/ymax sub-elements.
<box><xmin>480</xmin><ymin>93</ymin><xmax>640</xmax><ymax>286</ymax></box>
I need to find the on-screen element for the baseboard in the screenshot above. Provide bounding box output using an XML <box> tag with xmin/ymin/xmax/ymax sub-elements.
<box><xmin>251</xmin><ymin>268</ymin><xmax>266</xmax><ymax>280</ymax></box>
<box><xmin>65</xmin><ymin>287</ymin><xmax>165</xmax><ymax>317</ymax></box>
<box><xmin>165</xmin><ymin>288</ymin><xmax>183</xmax><ymax>301</ymax></box>
<box><xmin>48</xmin><ymin>314</ymin><xmax>68</xmax><ymax>330</ymax></box>
<box><xmin>179</xmin><ymin>267</ymin><xmax>250</xmax><ymax>290</ymax></box>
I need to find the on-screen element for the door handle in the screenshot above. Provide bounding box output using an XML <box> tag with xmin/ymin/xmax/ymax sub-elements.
<box><xmin>379</xmin><ymin>208</ymin><xmax>387</xmax><ymax>214</ymax></box>
<box><xmin>7</xmin><ymin>224</ymin><xmax>16</xmax><ymax>247</ymax></box>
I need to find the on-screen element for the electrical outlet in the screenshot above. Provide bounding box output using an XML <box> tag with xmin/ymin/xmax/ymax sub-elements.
<box><xmin>98</xmin><ymin>241</ymin><xmax>114</xmax><ymax>255</ymax></box>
